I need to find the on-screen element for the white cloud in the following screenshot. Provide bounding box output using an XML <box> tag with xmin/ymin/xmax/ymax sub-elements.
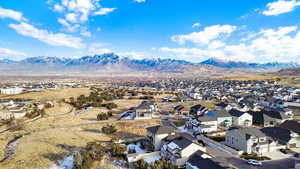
<box><xmin>53</xmin><ymin>4</ymin><xmax>65</xmax><ymax>12</ymax></box>
<box><xmin>171</xmin><ymin>24</ymin><xmax>237</xmax><ymax>46</ymax></box>
<box><xmin>88</xmin><ymin>43</ymin><xmax>112</xmax><ymax>54</ymax></box>
<box><xmin>134</xmin><ymin>0</ymin><xmax>146</xmax><ymax>3</ymax></box>
<box><xmin>0</xmin><ymin>47</ymin><xmax>27</xmax><ymax>60</ymax></box>
<box><xmin>96</xmin><ymin>27</ymin><xmax>101</xmax><ymax>31</ymax></box>
<box><xmin>0</xmin><ymin>6</ymin><xmax>25</xmax><ymax>21</ymax></box>
<box><xmin>94</xmin><ymin>8</ymin><xmax>117</xmax><ymax>15</ymax></box>
<box><xmin>57</xmin><ymin>18</ymin><xmax>80</xmax><ymax>32</ymax></box>
<box><xmin>50</xmin><ymin>0</ymin><xmax>116</xmax><ymax>37</ymax></box>
<box><xmin>192</xmin><ymin>22</ymin><xmax>201</xmax><ymax>28</ymax></box>
<box><xmin>160</xmin><ymin>25</ymin><xmax>300</xmax><ymax>63</ymax></box>
<box><xmin>66</xmin><ymin>13</ymin><xmax>78</xmax><ymax>23</ymax></box>
<box><xmin>9</xmin><ymin>22</ymin><xmax>85</xmax><ymax>49</ymax></box>
<box><xmin>262</xmin><ymin>0</ymin><xmax>300</xmax><ymax>16</ymax></box>
<box><xmin>80</xmin><ymin>27</ymin><xmax>92</xmax><ymax>37</ymax></box>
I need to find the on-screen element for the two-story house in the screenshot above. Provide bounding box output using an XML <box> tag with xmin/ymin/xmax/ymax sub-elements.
<box><xmin>146</xmin><ymin>125</ymin><xmax>176</xmax><ymax>151</ymax></box>
<box><xmin>225</xmin><ymin>127</ymin><xmax>279</xmax><ymax>154</ymax></box>
<box><xmin>261</xmin><ymin>127</ymin><xmax>300</xmax><ymax>148</ymax></box>
<box><xmin>228</xmin><ymin>109</ymin><xmax>252</xmax><ymax>126</ymax></box>
<box><xmin>161</xmin><ymin>133</ymin><xmax>206</xmax><ymax>166</ymax></box>
<box><xmin>135</xmin><ymin>101</ymin><xmax>158</xmax><ymax>119</ymax></box>
<box><xmin>250</xmin><ymin>109</ymin><xmax>293</xmax><ymax>127</ymax></box>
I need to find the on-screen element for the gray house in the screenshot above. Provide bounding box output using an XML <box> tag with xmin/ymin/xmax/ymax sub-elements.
<box><xmin>225</xmin><ymin>127</ymin><xmax>279</xmax><ymax>154</ymax></box>
<box><xmin>261</xmin><ymin>127</ymin><xmax>300</xmax><ymax>148</ymax></box>
<box><xmin>250</xmin><ymin>109</ymin><xmax>293</xmax><ymax>127</ymax></box>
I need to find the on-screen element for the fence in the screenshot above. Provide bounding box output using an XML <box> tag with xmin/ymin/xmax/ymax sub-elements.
<box><xmin>198</xmin><ymin>135</ymin><xmax>243</xmax><ymax>156</ymax></box>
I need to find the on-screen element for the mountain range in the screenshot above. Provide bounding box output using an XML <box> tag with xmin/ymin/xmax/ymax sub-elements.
<box><xmin>0</xmin><ymin>53</ymin><xmax>298</xmax><ymax>76</ymax></box>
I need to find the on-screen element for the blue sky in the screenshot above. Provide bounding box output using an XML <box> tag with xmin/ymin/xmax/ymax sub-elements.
<box><xmin>0</xmin><ymin>0</ymin><xmax>300</xmax><ymax>63</ymax></box>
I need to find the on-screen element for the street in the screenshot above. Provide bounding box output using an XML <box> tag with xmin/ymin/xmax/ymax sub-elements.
<box><xmin>206</xmin><ymin>146</ymin><xmax>300</xmax><ymax>169</ymax></box>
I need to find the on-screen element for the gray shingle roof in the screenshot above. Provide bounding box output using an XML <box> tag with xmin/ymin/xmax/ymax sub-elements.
<box><xmin>146</xmin><ymin>125</ymin><xmax>175</xmax><ymax>135</ymax></box>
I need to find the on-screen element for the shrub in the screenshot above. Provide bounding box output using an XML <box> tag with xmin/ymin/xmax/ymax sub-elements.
<box><xmin>73</xmin><ymin>142</ymin><xmax>105</xmax><ymax>169</ymax></box>
<box><xmin>107</xmin><ymin>111</ymin><xmax>113</xmax><ymax>117</ymax></box>
<box><xmin>109</xmin><ymin>143</ymin><xmax>126</xmax><ymax>157</ymax></box>
<box><xmin>97</xmin><ymin>113</ymin><xmax>108</xmax><ymax>121</ymax></box>
<box><xmin>103</xmin><ymin>102</ymin><xmax>118</xmax><ymax>110</ymax></box>
<box><xmin>101</xmin><ymin>124</ymin><xmax>117</xmax><ymax>134</ymax></box>
<box><xmin>132</xmin><ymin>159</ymin><xmax>149</xmax><ymax>169</ymax></box>
<box><xmin>240</xmin><ymin>153</ymin><xmax>271</xmax><ymax>161</ymax></box>
<box><xmin>152</xmin><ymin>159</ymin><xmax>178</xmax><ymax>169</ymax></box>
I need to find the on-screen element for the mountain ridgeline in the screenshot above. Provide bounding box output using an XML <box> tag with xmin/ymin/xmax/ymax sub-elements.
<box><xmin>0</xmin><ymin>53</ymin><xmax>298</xmax><ymax>75</ymax></box>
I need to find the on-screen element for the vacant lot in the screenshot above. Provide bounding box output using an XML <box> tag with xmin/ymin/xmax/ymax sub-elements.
<box><xmin>0</xmin><ymin>87</ymin><xmax>173</xmax><ymax>169</ymax></box>
<box><xmin>0</xmin><ymin>88</ymin><xmax>91</xmax><ymax>102</ymax></box>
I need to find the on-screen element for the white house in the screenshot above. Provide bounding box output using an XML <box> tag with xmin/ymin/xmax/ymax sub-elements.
<box><xmin>0</xmin><ymin>87</ymin><xmax>26</xmax><ymax>95</ymax></box>
<box><xmin>229</xmin><ymin>109</ymin><xmax>252</xmax><ymax>126</ymax></box>
<box><xmin>161</xmin><ymin>133</ymin><xmax>206</xmax><ymax>166</ymax></box>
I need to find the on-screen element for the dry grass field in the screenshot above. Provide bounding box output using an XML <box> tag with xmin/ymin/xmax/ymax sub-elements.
<box><xmin>0</xmin><ymin>88</ymin><xmax>91</xmax><ymax>102</ymax></box>
<box><xmin>0</xmin><ymin>87</ymin><xmax>155</xmax><ymax>169</ymax></box>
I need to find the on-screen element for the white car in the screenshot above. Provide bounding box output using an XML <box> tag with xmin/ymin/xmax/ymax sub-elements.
<box><xmin>247</xmin><ymin>159</ymin><xmax>262</xmax><ymax>166</ymax></box>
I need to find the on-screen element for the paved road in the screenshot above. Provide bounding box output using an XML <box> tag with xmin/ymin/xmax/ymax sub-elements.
<box><xmin>227</xmin><ymin>157</ymin><xmax>300</xmax><ymax>169</ymax></box>
<box><xmin>206</xmin><ymin>146</ymin><xmax>300</xmax><ymax>169</ymax></box>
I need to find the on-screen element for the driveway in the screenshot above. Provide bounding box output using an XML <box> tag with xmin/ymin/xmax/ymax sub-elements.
<box><xmin>262</xmin><ymin>150</ymin><xmax>291</xmax><ymax>160</ymax></box>
<box><xmin>291</xmin><ymin>148</ymin><xmax>300</xmax><ymax>153</ymax></box>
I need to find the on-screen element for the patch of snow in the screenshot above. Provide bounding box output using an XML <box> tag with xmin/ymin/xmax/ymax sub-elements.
<box><xmin>143</xmin><ymin>154</ymin><xmax>161</xmax><ymax>164</ymax></box>
<box><xmin>49</xmin><ymin>155</ymin><xmax>74</xmax><ymax>169</ymax></box>
<box><xmin>127</xmin><ymin>143</ymin><xmax>146</xmax><ymax>154</ymax></box>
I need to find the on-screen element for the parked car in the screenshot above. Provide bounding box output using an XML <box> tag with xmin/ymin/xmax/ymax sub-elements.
<box><xmin>294</xmin><ymin>153</ymin><xmax>300</xmax><ymax>158</ymax></box>
<box><xmin>247</xmin><ymin>159</ymin><xmax>262</xmax><ymax>166</ymax></box>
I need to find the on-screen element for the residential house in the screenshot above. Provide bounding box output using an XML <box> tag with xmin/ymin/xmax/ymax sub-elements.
<box><xmin>225</xmin><ymin>127</ymin><xmax>279</xmax><ymax>154</ymax></box>
<box><xmin>189</xmin><ymin>105</ymin><xmax>209</xmax><ymax>118</ymax></box>
<box><xmin>215</xmin><ymin>102</ymin><xmax>228</xmax><ymax>111</ymax></box>
<box><xmin>174</xmin><ymin>105</ymin><xmax>188</xmax><ymax>115</ymax></box>
<box><xmin>146</xmin><ymin>125</ymin><xmax>176</xmax><ymax>151</ymax></box>
<box><xmin>215</xmin><ymin>110</ymin><xmax>233</xmax><ymax>128</ymax></box>
<box><xmin>279</xmin><ymin>120</ymin><xmax>300</xmax><ymax>135</ymax></box>
<box><xmin>0</xmin><ymin>87</ymin><xmax>26</xmax><ymax>95</ymax></box>
<box><xmin>186</xmin><ymin>150</ymin><xmax>227</xmax><ymax>169</ymax></box>
<box><xmin>197</xmin><ymin>116</ymin><xmax>218</xmax><ymax>133</ymax></box>
<box><xmin>261</xmin><ymin>127</ymin><xmax>300</xmax><ymax>148</ymax></box>
<box><xmin>229</xmin><ymin>109</ymin><xmax>252</xmax><ymax>126</ymax></box>
<box><xmin>250</xmin><ymin>109</ymin><xmax>293</xmax><ymax>127</ymax></box>
<box><xmin>135</xmin><ymin>101</ymin><xmax>158</xmax><ymax>119</ymax></box>
<box><xmin>161</xmin><ymin>133</ymin><xmax>206</xmax><ymax>166</ymax></box>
